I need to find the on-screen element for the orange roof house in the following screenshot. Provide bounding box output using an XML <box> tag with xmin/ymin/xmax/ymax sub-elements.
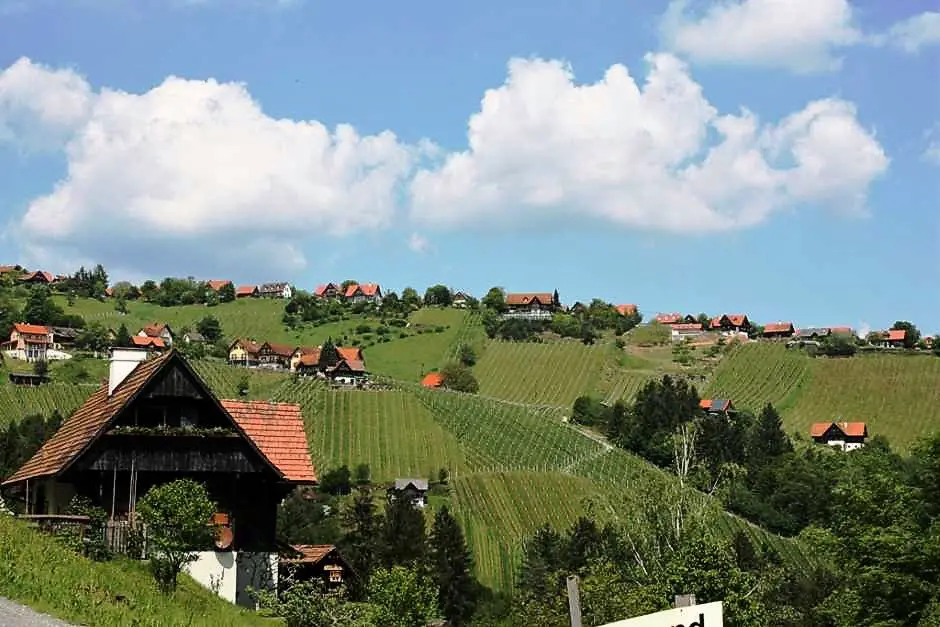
<box><xmin>422</xmin><ymin>372</ymin><xmax>444</xmax><ymax>388</ymax></box>
<box><xmin>505</xmin><ymin>292</ymin><xmax>554</xmax><ymax>307</ymax></box>
<box><xmin>235</xmin><ymin>285</ymin><xmax>259</xmax><ymax>298</ymax></box>
<box><xmin>710</xmin><ymin>314</ymin><xmax>751</xmax><ymax>332</ymax></box>
<box><xmin>886</xmin><ymin>329</ymin><xmax>907</xmax><ymax>342</ymax></box>
<box><xmin>654</xmin><ymin>313</ymin><xmax>695</xmax><ymax>325</ymax></box>
<box><xmin>699</xmin><ymin>398</ymin><xmax>735</xmax><ymax>414</ymax></box>
<box><xmin>17</xmin><ymin>270</ymin><xmax>55</xmax><ymax>284</ymax></box>
<box><xmin>314</xmin><ymin>283</ymin><xmax>343</xmax><ymax>298</ymax></box>
<box><xmin>762</xmin><ymin>322</ymin><xmax>795</xmax><ymax>337</ymax></box>
<box><xmin>344</xmin><ymin>283</ymin><xmax>383</xmax><ymax>300</ymax></box>
<box><xmin>131</xmin><ymin>335</ymin><xmax>166</xmax><ymax>349</ymax></box>
<box><xmin>280</xmin><ymin>544</ymin><xmax>356</xmax><ymax>589</ymax></box>
<box><xmin>12</xmin><ymin>323</ymin><xmax>51</xmax><ymax>337</ymax></box>
<box><xmin>810</xmin><ymin>421</ymin><xmax>868</xmax><ymax>451</ymax></box>
<box><xmin>615</xmin><ymin>304</ymin><xmax>638</xmax><ymax>316</ymax></box>
<box><xmin>206</xmin><ymin>280</ymin><xmax>232</xmax><ymax>292</ymax></box>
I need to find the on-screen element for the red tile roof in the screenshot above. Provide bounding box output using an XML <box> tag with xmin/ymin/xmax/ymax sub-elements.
<box><xmin>672</xmin><ymin>323</ymin><xmax>703</xmax><ymax>331</ymax></box>
<box><xmin>828</xmin><ymin>326</ymin><xmax>854</xmax><ymax>336</ymax></box>
<box><xmin>763</xmin><ymin>322</ymin><xmax>794</xmax><ymax>334</ymax></box>
<box><xmin>422</xmin><ymin>372</ymin><xmax>444</xmax><ymax>388</ymax></box>
<box><xmin>810</xmin><ymin>421</ymin><xmax>867</xmax><ymax>438</ymax></box>
<box><xmin>141</xmin><ymin>323</ymin><xmax>168</xmax><ymax>338</ymax></box>
<box><xmin>2</xmin><ymin>350</ymin><xmax>316</xmax><ymax>486</ymax></box>
<box><xmin>131</xmin><ymin>336</ymin><xmax>165</xmax><ymax>348</ymax></box>
<box><xmin>0</xmin><ymin>265</ymin><xmax>18</xmax><ymax>274</ymax></box>
<box><xmin>207</xmin><ymin>280</ymin><xmax>232</xmax><ymax>292</ymax></box>
<box><xmin>615</xmin><ymin>304</ymin><xmax>637</xmax><ymax>316</ymax></box>
<box><xmin>887</xmin><ymin>329</ymin><xmax>906</xmax><ymax>341</ymax></box>
<box><xmin>220</xmin><ymin>400</ymin><xmax>316</xmax><ymax>483</ymax></box>
<box><xmin>18</xmin><ymin>270</ymin><xmax>54</xmax><ymax>283</ymax></box>
<box><xmin>297</xmin><ymin>346</ymin><xmax>363</xmax><ymax>367</ymax></box>
<box><xmin>655</xmin><ymin>313</ymin><xmax>683</xmax><ymax>325</ymax></box>
<box><xmin>235</xmin><ymin>285</ymin><xmax>258</xmax><ymax>296</ymax></box>
<box><xmin>230</xmin><ymin>338</ymin><xmax>261</xmax><ymax>355</ymax></box>
<box><xmin>282</xmin><ymin>544</ymin><xmax>337</xmax><ymax>565</ymax></box>
<box><xmin>13</xmin><ymin>323</ymin><xmax>50</xmax><ymax>336</ymax></box>
<box><xmin>262</xmin><ymin>342</ymin><xmax>297</xmax><ymax>357</ymax></box>
<box><xmin>505</xmin><ymin>292</ymin><xmax>553</xmax><ymax>306</ymax></box>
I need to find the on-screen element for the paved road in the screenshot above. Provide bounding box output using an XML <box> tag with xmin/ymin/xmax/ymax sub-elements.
<box><xmin>0</xmin><ymin>598</ymin><xmax>76</xmax><ymax>627</ymax></box>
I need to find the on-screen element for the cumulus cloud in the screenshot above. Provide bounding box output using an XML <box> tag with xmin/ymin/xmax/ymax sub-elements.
<box><xmin>410</xmin><ymin>54</ymin><xmax>888</xmax><ymax>232</ymax></box>
<box><xmin>875</xmin><ymin>11</ymin><xmax>940</xmax><ymax>53</ymax></box>
<box><xmin>408</xmin><ymin>232</ymin><xmax>431</xmax><ymax>254</ymax></box>
<box><xmin>660</xmin><ymin>0</ymin><xmax>862</xmax><ymax>73</ymax></box>
<box><xmin>0</xmin><ymin>57</ymin><xmax>419</xmax><ymax>278</ymax></box>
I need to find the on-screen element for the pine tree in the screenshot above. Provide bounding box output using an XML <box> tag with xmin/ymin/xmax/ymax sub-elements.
<box><xmin>518</xmin><ymin>524</ymin><xmax>563</xmax><ymax>598</ymax></box>
<box><xmin>115</xmin><ymin>323</ymin><xmax>132</xmax><ymax>348</ymax></box>
<box><xmin>319</xmin><ymin>337</ymin><xmax>340</xmax><ymax>368</ymax></box>
<box><xmin>428</xmin><ymin>506</ymin><xmax>476</xmax><ymax>625</ymax></box>
<box><xmin>749</xmin><ymin>403</ymin><xmax>792</xmax><ymax>467</ymax></box>
<box><xmin>339</xmin><ymin>488</ymin><xmax>381</xmax><ymax>597</ymax></box>
<box><xmin>564</xmin><ymin>516</ymin><xmax>601</xmax><ymax>574</ymax></box>
<box><xmin>380</xmin><ymin>492</ymin><xmax>426</xmax><ymax>568</ymax></box>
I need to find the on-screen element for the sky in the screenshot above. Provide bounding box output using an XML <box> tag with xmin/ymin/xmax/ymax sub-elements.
<box><xmin>0</xmin><ymin>0</ymin><xmax>938</xmax><ymax>333</ymax></box>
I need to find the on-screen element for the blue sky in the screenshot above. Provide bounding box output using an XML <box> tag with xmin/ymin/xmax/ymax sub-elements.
<box><xmin>0</xmin><ymin>0</ymin><xmax>938</xmax><ymax>333</ymax></box>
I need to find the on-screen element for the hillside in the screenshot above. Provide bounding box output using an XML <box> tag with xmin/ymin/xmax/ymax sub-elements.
<box><xmin>706</xmin><ymin>342</ymin><xmax>940</xmax><ymax>450</ymax></box>
<box><xmin>0</xmin><ymin>515</ymin><xmax>270</xmax><ymax>627</ymax></box>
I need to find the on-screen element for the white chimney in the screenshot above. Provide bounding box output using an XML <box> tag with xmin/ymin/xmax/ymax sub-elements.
<box><xmin>109</xmin><ymin>347</ymin><xmax>150</xmax><ymax>395</ymax></box>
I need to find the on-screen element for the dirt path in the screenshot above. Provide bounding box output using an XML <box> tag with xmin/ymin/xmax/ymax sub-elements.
<box><xmin>0</xmin><ymin>598</ymin><xmax>76</xmax><ymax>627</ymax></box>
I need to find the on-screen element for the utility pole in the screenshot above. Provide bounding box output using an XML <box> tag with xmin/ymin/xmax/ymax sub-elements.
<box><xmin>567</xmin><ymin>575</ymin><xmax>583</xmax><ymax>627</ymax></box>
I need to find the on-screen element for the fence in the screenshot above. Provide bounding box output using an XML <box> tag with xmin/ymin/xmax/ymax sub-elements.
<box><xmin>104</xmin><ymin>519</ymin><xmax>149</xmax><ymax>558</ymax></box>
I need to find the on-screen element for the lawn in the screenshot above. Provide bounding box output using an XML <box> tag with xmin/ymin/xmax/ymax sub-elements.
<box><xmin>365</xmin><ymin>309</ymin><xmax>469</xmax><ymax>381</ymax></box>
<box><xmin>0</xmin><ymin>515</ymin><xmax>273</xmax><ymax>627</ymax></box>
<box><xmin>472</xmin><ymin>340</ymin><xmax>608</xmax><ymax>407</ymax></box>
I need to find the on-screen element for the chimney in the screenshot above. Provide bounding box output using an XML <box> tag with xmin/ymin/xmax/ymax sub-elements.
<box><xmin>109</xmin><ymin>347</ymin><xmax>150</xmax><ymax>395</ymax></box>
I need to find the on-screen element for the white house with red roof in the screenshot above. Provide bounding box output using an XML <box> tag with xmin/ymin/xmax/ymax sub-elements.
<box><xmin>344</xmin><ymin>283</ymin><xmax>383</xmax><ymax>304</ymax></box>
<box><xmin>811</xmin><ymin>421</ymin><xmax>868</xmax><ymax>451</ymax></box>
<box><xmin>3</xmin><ymin>323</ymin><xmax>55</xmax><ymax>362</ymax></box>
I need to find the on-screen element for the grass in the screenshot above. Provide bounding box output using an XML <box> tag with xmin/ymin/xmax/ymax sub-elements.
<box><xmin>0</xmin><ymin>384</ymin><xmax>94</xmax><ymax>427</ymax></box>
<box><xmin>705</xmin><ymin>343</ymin><xmax>810</xmax><ymax>411</ymax></box>
<box><xmin>273</xmin><ymin>385</ymin><xmax>471</xmax><ymax>483</ymax></box>
<box><xmin>0</xmin><ymin>515</ymin><xmax>273</xmax><ymax>626</ymax></box>
<box><xmin>472</xmin><ymin>340</ymin><xmax>608</xmax><ymax>406</ymax></box>
<box><xmin>366</xmin><ymin>309</ymin><xmax>468</xmax><ymax>381</ymax></box>
<box><xmin>192</xmin><ymin>360</ymin><xmax>291</xmax><ymax>401</ymax></box>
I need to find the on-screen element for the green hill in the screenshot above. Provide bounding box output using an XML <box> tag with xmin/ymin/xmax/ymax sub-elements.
<box><xmin>705</xmin><ymin>343</ymin><xmax>940</xmax><ymax>450</ymax></box>
<box><xmin>0</xmin><ymin>515</ymin><xmax>271</xmax><ymax>627</ymax></box>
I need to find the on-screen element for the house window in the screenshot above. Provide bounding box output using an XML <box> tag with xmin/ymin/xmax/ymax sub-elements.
<box><xmin>329</xmin><ymin>570</ymin><xmax>343</xmax><ymax>583</ymax></box>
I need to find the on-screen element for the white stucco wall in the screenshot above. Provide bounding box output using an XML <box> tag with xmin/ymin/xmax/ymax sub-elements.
<box><xmin>184</xmin><ymin>551</ymin><xmax>277</xmax><ymax>607</ymax></box>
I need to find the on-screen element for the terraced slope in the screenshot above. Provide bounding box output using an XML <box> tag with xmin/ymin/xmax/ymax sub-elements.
<box><xmin>705</xmin><ymin>343</ymin><xmax>810</xmax><ymax>411</ymax></box>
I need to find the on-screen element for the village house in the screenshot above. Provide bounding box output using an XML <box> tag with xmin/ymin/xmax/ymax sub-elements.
<box><xmin>762</xmin><ymin>322</ymin><xmax>795</xmax><ymax>339</ymax></box>
<box><xmin>0</xmin><ymin>264</ymin><xmax>23</xmax><ymax>278</ymax></box>
<box><xmin>259</xmin><ymin>283</ymin><xmax>294</xmax><ymax>299</ymax></box>
<box><xmin>871</xmin><ymin>329</ymin><xmax>907</xmax><ymax>348</ymax></box>
<box><xmin>671</xmin><ymin>322</ymin><xmax>704</xmax><ymax>342</ymax></box>
<box><xmin>138</xmin><ymin>323</ymin><xmax>174</xmax><ymax>347</ymax></box>
<box><xmin>654</xmin><ymin>313</ymin><xmax>696</xmax><ymax>325</ymax></box>
<box><xmin>615</xmin><ymin>304</ymin><xmax>638</xmax><ymax>317</ymax></box>
<box><xmin>206</xmin><ymin>280</ymin><xmax>232</xmax><ymax>294</ymax></box>
<box><xmin>1</xmin><ymin>348</ymin><xmax>316</xmax><ymax>607</ymax></box>
<box><xmin>344</xmin><ymin>283</ymin><xmax>383</xmax><ymax>305</ymax></box>
<box><xmin>182</xmin><ymin>332</ymin><xmax>205</xmax><ymax>345</ymax></box>
<box><xmin>235</xmin><ymin>285</ymin><xmax>259</xmax><ymax>298</ymax></box>
<box><xmin>313</xmin><ymin>283</ymin><xmax>344</xmax><ymax>299</ymax></box>
<box><xmin>17</xmin><ymin>270</ymin><xmax>55</xmax><ymax>285</ymax></box>
<box><xmin>3</xmin><ymin>323</ymin><xmax>54</xmax><ymax>362</ymax></box>
<box><xmin>130</xmin><ymin>335</ymin><xmax>166</xmax><ymax>352</ymax></box>
<box><xmin>793</xmin><ymin>327</ymin><xmax>831</xmax><ymax>341</ymax></box>
<box><xmin>228</xmin><ymin>339</ymin><xmax>262</xmax><ymax>367</ymax></box>
<box><xmin>699</xmin><ymin>398</ymin><xmax>736</xmax><ymax>415</ymax></box>
<box><xmin>710</xmin><ymin>314</ymin><xmax>751</xmax><ymax>334</ymax></box>
<box><xmin>257</xmin><ymin>342</ymin><xmax>297</xmax><ymax>369</ymax></box>
<box><xmin>422</xmin><ymin>372</ymin><xmax>444</xmax><ymax>388</ymax></box>
<box><xmin>504</xmin><ymin>291</ymin><xmax>559</xmax><ymax>320</ymax></box>
<box><xmin>387</xmin><ymin>478</ymin><xmax>429</xmax><ymax>509</ymax></box>
<box><xmin>810</xmin><ymin>421</ymin><xmax>868</xmax><ymax>451</ymax></box>
<box><xmin>280</xmin><ymin>545</ymin><xmax>356</xmax><ymax>591</ymax></box>
<box><xmin>292</xmin><ymin>346</ymin><xmax>367</xmax><ymax>384</ymax></box>
<box><xmin>452</xmin><ymin>291</ymin><xmax>472</xmax><ymax>308</ymax></box>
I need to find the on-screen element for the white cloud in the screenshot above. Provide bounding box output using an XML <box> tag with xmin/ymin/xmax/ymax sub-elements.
<box><xmin>410</xmin><ymin>54</ymin><xmax>888</xmax><ymax>232</ymax></box>
<box><xmin>660</xmin><ymin>0</ymin><xmax>862</xmax><ymax>73</ymax></box>
<box><xmin>0</xmin><ymin>57</ymin><xmax>420</xmax><ymax>278</ymax></box>
<box><xmin>876</xmin><ymin>11</ymin><xmax>940</xmax><ymax>53</ymax></box>
<box><xmin>408</xmin><ymin>232</ymin><xmax>431</xmax><ymax>254</ymax></box>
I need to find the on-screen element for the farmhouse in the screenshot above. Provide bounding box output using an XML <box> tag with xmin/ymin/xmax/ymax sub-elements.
<box><xmin>504</xmin><ymin>291</ymin><xmax>558</xmax><ymax>320</ymax></box>
<box><xmin>138</xmin><ymin>323</ymin><xmax>174</xmax><ymax>347</ymax></box>
<box><xmin>182</xmin><ymin>332</ymin><xmax>205</xmax><ymax>344</ymax></box>
<box><xmin>794</xmin><ymin>327</ymin><xmax>831</xmax><ymax>341</ymax></box>
<box><xmin>259</xmin><ymin>283</ymin><xmax>293</xmax><ymax>299</ymax></box>
<box><xmin>228</xmin><ymin>339</ymin><xmax>262</xmax><ymax>366</ymax></box>
<box><xmin>3</xmin><ymin>323</ymin><xmax>54</xmax><ymax>362</ymax></box>
<box><xmin>313</xmin><ymin>283</ymin><xmax>344</xmax><ymax>299</ymax></box>
<box><xmin>762</xmin><ymin>322</ymin><xmax>795</xmax><ymax>339</ymax></box>
<box><xmin>872</xmin><ymin>329</ymin><xmax>907</xmax><ymax>348</ymax></box>
<box><xmin>17</xmin><ymin>270</ymin><xmax>55</xmax><ymax>285</ymax></box>
<box><xmin>258</xmin><ymin>342</ymin><xmax>297</xmax><ymax>369</ymax></box>
<box><xmin>50</xmin><ymin>326</ymin><xmax>81</xmax><ymax>348</ymax></box>
<box><xmin>235</xmin><ymin>285</ymin><xmax>259</xmax><ymax>298</ymax></box>
<box><xmin>130</xmin><ymin>335</ymin><xmax>166</xmax><ymax>352</ymax></box>
<box><xmin>615</xmin><ymin>304</ymin><xmax>638</xmax><ymax>316</ymax></box>
<box><xmin>387</xmin><ymin>478</ymin><xmax>429</xmax><ymax>509</ymax></box>
<box><xmin>344</xmin><ymin>283</ymin><xmax>383</xmax><ymax>304</ymax></box>
<box><xmin>700</xmin><ymin>398</ymin><xmax>736</xmax><ymax>415</ymax></box>
<box><xmin>280</xmin><ymin>545</ymin><xmax>356</xmax><ymax>590</ymax></box>
<box><xmin>292</xmin><ymin>346</ymin><xmax>366</xmax><ymax>379</ymax></box>
<box><xmin>422</xmin><ymin>372</ymin><xmax>444</xmax><ymax>388</ymax></box>
<box><xmin>811</xmin><ymin>421</ymin><xmax>868</xmax><ymax>451</ymax></box>
<box><xmin>452</xmin><ymin>291</ymin><xmax>472</xmax><ymax>308</ymax></box>
<box><xmin>710</xmin><ymin>314</ymin><xmax>751</xmax><ymax>334</ymax></box>
<box><xmin>206</xmin><ymin>280</ymin><xmax>232</xmax><ymax>293</ymax></box>
<box><xmin>654</xmin><ymin>313</ymin><xmax>696</xmax><ymax>325</ymax></box>
<box><xmin>671</xmin><ymin>322</ymin><xmax>704</xmax><ymax>341</ymax></box>
<box><xmin>1</xmin><ymin>348</ymin><xmax>316</xmax><ymax>607</ymax></box>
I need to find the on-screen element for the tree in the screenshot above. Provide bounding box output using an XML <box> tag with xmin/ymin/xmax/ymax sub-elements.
<box><xmin>136</xmin><ymin>479</ymin><xmax>216</xmax><ymax>593</ymax></box>
<box><xmin>320</xmin><ymin>465</ymin><xmax>352</xmax><ymax>496</ymax></box>
<box><xmin>428</xmin><ymin>506</ymin><xmax>477</xmax><ymax>625</ymax></box>
<box><xmin>891</xmin><ymin>320</ymin><xmax>921</xmax><ymax>349</ymax></box>
<box><xmin>481</xmin><ymin>286</ymin><xmax>506</xmax><ymax>312</ymax></box>
<box><xmin>354</xmin><ymin>463</ymin><xmax>371</xmax><ymax>486</ymax></box>
<box><xmin>367</xmin><ymin>566</ymin><xmax>439</xmax><ymax>627</ymax></box>
<box><xmin>439</xmin><ymin>362</ymin><xmax>479</xmax><ymax>394</ymax></box>
<box><xmin>339</xmin><ymin>488</ymin><xmax>381</xmax><ymax>595</ymax></box>
<box><xmin>380</xmin><ymin>493</ymin><xmax>426</xmax><ymax>568</ymax></box>
<box><xmin>457</xmin><ymin>343</ymin><xmax>476</xmax><ymax>367</ymax></box>
<box><xmin>115</xmin><ymin>323</ymin><xmax>133</xmax><ymax>348</ymax></box>
<box><xmin>76</xmin><ymin>323</ymin><xmax>109</xmax><ymax>354</ymax></box>
<box><xmin>218</xmin><ymin>282</ymin><xmax>236</xmax><ymax>303</ymax></box>
<box><xmin>111</xmin><ymin>281</ymin><xmax>139</xmax><ymax>300</ymax></box>
<box><xmin>400</xmin><ymin>287</ymin><xmax>422</xmax><ymax>310</ymax></box>
<box><xmin>114</xmin><ymin>297</ymin><xmax>128</xmax><ymax>314</ymax></box>
<box><xmin>258</xmin><ymin>581</ymin><xmax>373</xmax><ymax>627</ymax></box>
<box><xmin>31</xmin><ymin>359</ymin><xmax>48</xmax><ymax>377</ymax></box>
<box><xmin>319</xmin><ymin>337</ymin><xmax>341</xmax><ymax>368</ymax></box>
<box><xmin>748</xmin><ymin>403</ymin><xmax>792</xmax><ymax>467</ymax></box>
<box><xmin>197</xmin><ymin>315</ymin><xmax>223</xmax><ymax>342</ymax></box>
<box><xmin>423</xmin><ymin>284</ymin><xmax>453</xmax><ymax>307</ymax></box>
<box><xmin>22</xmin><ymin>287</ymin><xmax>65</xmax><ymax>326</ymax></box>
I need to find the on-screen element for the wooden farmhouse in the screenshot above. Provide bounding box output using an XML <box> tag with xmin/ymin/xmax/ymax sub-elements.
<box><xmin>504</xmin><ymin>291</ymin><xmax>559</xmax><ymax>320</ymax></box>
<box><xmin>762</xmin><ymin>322</ymin><xmax>795</xmax><ymax>339</ymax></box>
<box><xmin>138</xmin><ymin>323</ymin><xmax>174</xmax><ymax>347</ymax></box>
<box><xmin>1</xmin><ymin>348</ymin><xmax>316</xmax><ymax>607</ymax></box>
<box><xmin>709</xmin><ymin>314</ymin><xmax>751</xmax><ymax>334</ymax></box>
<box><xmin>811</xmin><ymin>421</ymin><xmax>868</xmax><ymax>451</ymax></box>
<box><xmin>228</xmin><ymin>338</ymin><xmax>262</xmax><ymax>366</ymax></box>
<box><xmin>280</xmin><ymin>544</ymin><xmax>356</xmax><ymax>590</ymax></box>
<box><xmin>235</xmin><ymin>285</ymin><xmax>259</xmax><ymax>298</ymax></box>
<box><xmin>387</xmin><ymin>478</ymin><xmax>429</xmax><ymax>509</ymax></box>
<box><xmin>699</xmin><ymin>398</ymin><xmax>736</xmax><ymax>416</ymax></box>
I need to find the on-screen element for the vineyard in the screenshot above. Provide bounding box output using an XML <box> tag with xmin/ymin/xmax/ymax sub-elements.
<box><xmin>0</xmin><ymin>384</ymin><xmax>95</xmax><ymax>427</ymax></box>
<box><xmin>273</xmin><ymin>387</ymin><xmax>472</xmax><ymax>482</ymax></box>
<box><xmin>192</xmin><ymin>360</ymin><xmax>291</xmax><ymax>400</ymax></box>
<box><xmin>704</xmin><ymin>343</ymin><xmax>810</xmax><ymax>411</ymax></box>
<box><xmin>786</xmin><ymin>354</ymin><xmax>940</xmax><ymax>450</ymax></box>
<box><xmin>472</xmin><ymin>341</ymin><xmax>608</xmax><ymax>406</ymax></box>
<box><xmin>598</xmin><ymin>368</ymin><xmax>657</xmax><ymax>404</ymax></box>
<box><xmin>451</xmin><ymin>471</ymin><xmax>612</xmax><ymax>589</ymax></box>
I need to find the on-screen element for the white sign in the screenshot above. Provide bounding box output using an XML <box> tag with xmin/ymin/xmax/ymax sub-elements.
<box><xmin>598</xmin><ymin>601</ymin><xmax>723</xmax><ymax>627</ymax></box>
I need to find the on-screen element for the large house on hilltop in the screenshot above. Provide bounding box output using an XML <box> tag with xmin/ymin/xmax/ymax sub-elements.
<box><xmin>259</xmin><ymin>283</ymin><xmax>293</xmax><ymax>299</ymax></box>
<box><xmin>762</xmin><ymin>322</ymin><xmax>795</xmax><ymax>339</ymax></box>
<box><xmin>17</xmin><ymin>270</ymin><xmax>55</xmax><ymax>285</ymax></box>
<box><xmin>314</xmin><ymin>283</ymin><xmax>344</xmax><ymax>299</ymax></box>
<box><xmin>3</xmin><ymin>323</ymin><xmax>55</xmax><ymax>362</ymax></box>
<box><xmin>344</xmin><ymin>283</ymin><xmax>383</xmax><ymax>304</ymax></box>
<box><xmin>710</xmin><ymin>314</ymin><xmax>751</xmax><ymax>334</ymax></box>
<box><xmin>1</xmin><ymin>348</ymin><xmax>316</xmax><ymax>607</ymax></box>
<box><xmin>504</xmin><ymin>291</ymin><xmax>559</xmax><ymax>320</ymax></box>
<box><xmin>654</xmin><ymin>313</ymin><xmax>696</xmax><ymax>325</ymax></box>
<box><xmin>811</xmin><ymin>421</ymin><xmax>868</xmax><ymax>451</ymax></box>
<box><xmin>206</xmin><ymin>280</ymin><xmax>232</xmax><ymax>293</ymax></box>
<box><xmin>228</xmin><ymin>338</ymin><xmax>262</xmax><ymax>366</ymax></box>
<box><xmin>236</xmin><ymin>285</ymin><xmax>259</xmax><ymax>298</ymax></box>
<box><xmin>138</xmin><ymin>323</ymin><xmax>174</xmax><ymax>347</ymax></box>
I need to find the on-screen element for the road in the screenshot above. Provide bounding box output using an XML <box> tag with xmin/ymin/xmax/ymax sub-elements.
<box><xmin>0</xmin><ymin>598</ymin><xmax>76</xmax><ymax>627</ymax></box>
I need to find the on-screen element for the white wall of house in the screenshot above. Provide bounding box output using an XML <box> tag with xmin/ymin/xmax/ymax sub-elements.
<box><xmin>184</xmin><ymin>551</ymin><xmax>278</xmax><ymax>607</ymax></box>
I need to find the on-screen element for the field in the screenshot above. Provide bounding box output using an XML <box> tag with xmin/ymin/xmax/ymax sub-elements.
<box><xmin>472</xmin><ymin>340</ymin><xmax>609</xmax><ymax>407</ymax></box>
<box><xmin>0</xmin><ymin>384</ymin><xmax>95</xmax><ymax>427</ymax></box>
<box><xmin>0</xmin><ymin>515</ymin><xmax>270</xmax><ymax>627</ymax></box>
<box><xmin>705</xmin><ymin>343</ymin><xmax>810</xmax><ymax>411</ymax></box>
<box><xmin>365</xmin><ymin>309</ymin><xmax>469</xmax><ymax>381</ymax></box>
